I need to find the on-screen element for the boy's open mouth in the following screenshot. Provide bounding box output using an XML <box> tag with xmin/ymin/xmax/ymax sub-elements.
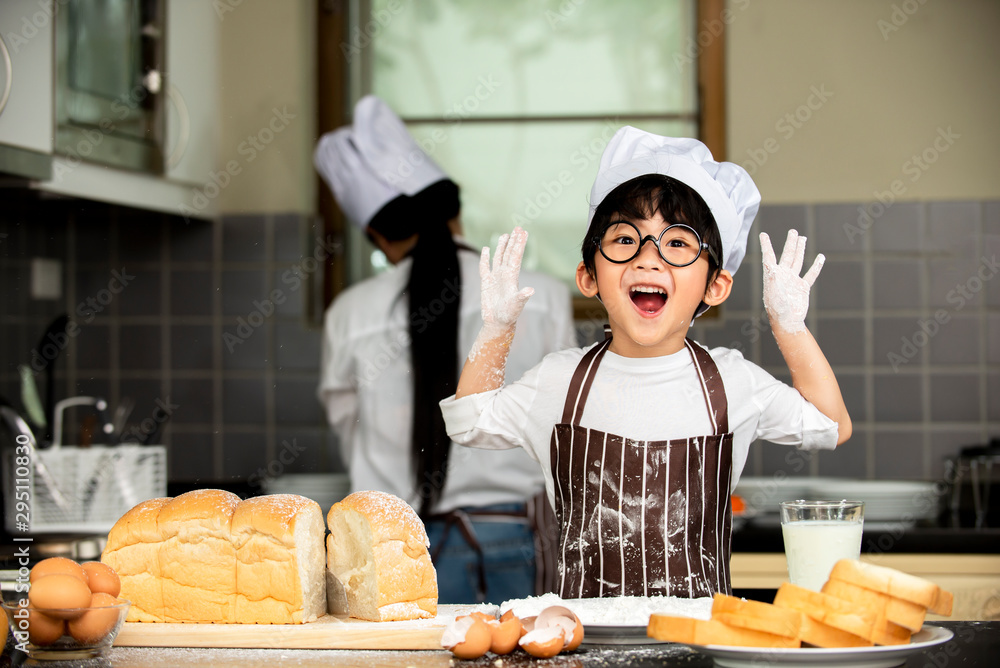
<box><xmin>630</xmin><ymin>286</ymin><xmax>667</xmax><ymax>313</ymax></box>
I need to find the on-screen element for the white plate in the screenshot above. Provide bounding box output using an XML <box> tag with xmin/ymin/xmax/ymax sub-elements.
<box><xmin>582</xmin><ymin>623</ymin><xmax>661</xmax><ymax>645</ymax></box>
<box><xmin>681</xmin><ymin>624</ymin><xmax>953</xmax><ymax>668</ymax></box>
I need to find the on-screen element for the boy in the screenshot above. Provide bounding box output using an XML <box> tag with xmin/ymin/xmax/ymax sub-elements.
<box><xmin>440</xmin><ymin>127</ymin><xmax>851</xmax><ymax>600</ymax></box>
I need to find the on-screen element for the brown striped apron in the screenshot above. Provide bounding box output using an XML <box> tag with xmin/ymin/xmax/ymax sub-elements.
<box><xmin>550</xmin><ymin>336</ymin><xmax>734</xmax><ymax>599</ymax></box>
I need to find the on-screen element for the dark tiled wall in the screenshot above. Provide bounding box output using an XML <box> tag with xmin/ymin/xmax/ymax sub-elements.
<box><xmin>3</xmin><ymin>193</ymin><xmax>998</xmax><ymax>488</ymax></box>
<box><xmin>0</xmin><ymin>191</ymin><xmax>340</xmax><ymax>486</ymax></box>
<box><xmin>686</xmin><ymin>201</ymin><xmax>1000</xmax><ymax>483</ymax></box>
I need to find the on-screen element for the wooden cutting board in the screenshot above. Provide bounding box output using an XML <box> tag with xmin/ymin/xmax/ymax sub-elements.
<box><xmin>114</xmin><ymin>604</ymin><xmax>482</xmax><ymax>650</ymax></box>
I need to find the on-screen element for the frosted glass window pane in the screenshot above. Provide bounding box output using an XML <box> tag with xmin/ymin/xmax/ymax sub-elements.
<box><xmin>407</xmin><ymin>119</ymin><xmax>697</xmax><ymax>290</ymax></box>
<box><xmin>370</xmin><ymin>0</ymin><xmax>697</xmax><ymax>118</ymax></box>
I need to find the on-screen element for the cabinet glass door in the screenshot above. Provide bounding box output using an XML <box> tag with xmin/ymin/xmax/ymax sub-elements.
<box><xmin>55</xmin><ymin>0</ymin><xmax>164</xmax><ymax>173</ymax></box>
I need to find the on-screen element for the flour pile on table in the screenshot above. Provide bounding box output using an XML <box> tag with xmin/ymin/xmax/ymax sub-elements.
<box><xmin>499</xmin><ymin>593</ymin><xmax>713</xmax><ymax>626</ymax></box>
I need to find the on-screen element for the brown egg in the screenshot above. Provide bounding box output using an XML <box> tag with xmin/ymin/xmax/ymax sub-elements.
<box><xmin>28</xmin><ymin>574</ymin><xmax>92</xmax><ymax>619</ymax></box>
<box><xmin>490</xmin><ymin>613</ymin><xmax>521</xmax><ymax>655</ymax></box>
<box><xmin>82</xmin><ymin>562</ymin><xmax>121</xmax><ymax>598</ymax></box>
<box><xmin>29</xmin><ymin>557</ymin><xmax>88</xmax><ymax>585</ymax></box>
<box><xmin>519</xmin><ymin>614</ymin><xmax>536</xmax><ymax>637</ymax></box>
<box><xmin>27</xmin><ymin>609</ymin><xmax>65</xmax><ymax>646</ymax></box>
<box><xmin>441</xmin><ymin>615</ymin><xmax>492</xmax><ymax>660</ymax></box>
<box><xmin>68</xmin><ymin>593</ymin><xmax>120</xmax><ymax>645</ymax></box>
<box><xmin>519</xmin><ymin>625</ymin><xmax>566</xmax><ymax>658</ymax></box>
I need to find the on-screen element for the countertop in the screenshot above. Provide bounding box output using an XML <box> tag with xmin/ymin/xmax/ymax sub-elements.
<box><xmin>1</xmin><ymin>621</ymin><xmax>994</xmax><ymax>667</ymax></box>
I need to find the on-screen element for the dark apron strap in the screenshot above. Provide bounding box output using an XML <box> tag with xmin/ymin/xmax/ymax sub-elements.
<box><xmin>427</xmin><ymin>509</ymin><xmax>488</xmax><ymax>603</ymax></box>
<box><xmin>684</xmin><ymin>338</ymin><xmax>729</xmax><ymax>435</ymax></box>
<box><xmin>527</xmin><ymin>490</ymin><xmax>559</xmax><ymax>595</ymax></box>
<box><xmin>561</xmin><ymin>337</ymin><xmax>613</xmax><ymax>425</ymax></box>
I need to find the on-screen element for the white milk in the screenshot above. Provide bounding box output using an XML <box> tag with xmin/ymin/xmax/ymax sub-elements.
<box><xmin>781</xmin><ymin>520</ymin><xmax>864</xmax><ymax>591</ymax></box>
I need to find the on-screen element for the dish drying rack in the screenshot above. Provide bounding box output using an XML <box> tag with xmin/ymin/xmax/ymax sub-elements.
<box><xmin>3</xmin><ymin>441</ymin><xmax>167</xmax><ymax>534</ymax></box>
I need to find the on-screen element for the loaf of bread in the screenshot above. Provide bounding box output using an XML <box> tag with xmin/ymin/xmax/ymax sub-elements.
<box><xmin>773</xmin><ymin>583</ymin><xmax>875</xmax><ymax>647</ymax></box>
<box><xmin>821</xmin><ymin>578</ymin><xmax>920</xmax><ymax>642</ymax></box>
<box><xmin>711</xmin><ymin>593</ymin><xmax>802</xmax><ymax>639</ymax></box>
<box><xmin>647</xmin><ymin>614</ymin><xmax>801</xmax><ymax>648</ymax></box>
<box><xmin>828</xmin><ymin>558</ymin><xmax>953</xmax><ymax>616</ymax></box>
<box><xmin>158</xmin><ymin>489</ymin><xmax>241</xmax><ymax>622</ymax></box>
<box><xmin>648</xmin><ymin>559</ymin><xmax>953</xmax><ymax>649</ymax></box>
<box><xmin>325</xmin><ymin>490</ymin><xmax>438</xmax><ymax>622</ymax></box>
<box><xmin>102</xmin><ymin>490</ymin><xmax>326</xmax><ymax>624</ymax></box>
<box><xmin>101</xmin><ymin>497</ymin><xmax>171</xmax><ymax>622</ymax></box>
<box><xmin>232</xmin><ymin>494</ymin><xmax>327</xmax><ymax>624</ymax></box>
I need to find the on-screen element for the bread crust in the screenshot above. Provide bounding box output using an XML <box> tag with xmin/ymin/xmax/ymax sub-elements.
<box><xmin>159</xmin><ymin>490</ymin><xmax>241</xmax><ymax>623</ymax></box>
<box><xmin>103</xmin><ymin>490</ymin><xmax>327</xmax><ymax>624</ymax></box>
<box><xmin>102</xmin><ymin>497</ymin><xmax>171</xmax><ymax>622</ymax></box>
<box><xmin>773</xmin><ymin>583</ymin><xmax>876</xmax><ymax>643</ymax></box>
<box><xmin>232</xmin><ymin>494</ymin><xmax>326</xmax><ymax>624</ymax></box>
<box><xmin>712</xmin><ymin>594</ymin><xmax>802</xmax><ymax>638</ymax></box>
<box><xmin>326</xmin><ymin>490</ymin><xmax>438</xmax><ymax>622</ymax></box>
<box><xmin>829</xmin><ymin>559</ymin><xmax>951</xmax><ymax>614</ymax></box>
<box><xmin>647</xmin><ymin>614</ymin><xmax>801</xmax><ymax>648</ymax></box>
<box><xmin>822</xmin><ymin>577</ymin><xmax>925</xmax><ymax>633</ymax></box>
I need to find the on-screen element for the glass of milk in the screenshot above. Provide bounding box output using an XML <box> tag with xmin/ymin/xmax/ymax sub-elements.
<box><xmin>779</xmin><ymin>500</ymin><xmax>865</xmax><ymax>591</ymax></box>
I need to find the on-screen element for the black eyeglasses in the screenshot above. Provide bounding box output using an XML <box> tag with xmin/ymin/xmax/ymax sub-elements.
<box><xmin>597</xmin><ymin>222</ymin><xmax>720</xmax><ymax>267</ymax></box>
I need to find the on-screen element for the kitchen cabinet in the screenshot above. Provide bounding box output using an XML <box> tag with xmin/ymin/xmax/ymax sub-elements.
<box><xmin>731</xmin><ymin>552</ymin><xmax>1000</xmax><ymax>621</ymax></box>
<box><xmin>161</xmin><ymin>0</ymin><xmax>217</xmax><ymax>187</ymax></box>
<box><xmin>0</xmin><ymin>0</ymin><xmax>54</xmax><ymax>180</ymax></box>
<box><xmin>0</xmin><ymin>0</ymin><xmax>219</xmax><ymax>218</ymax></box>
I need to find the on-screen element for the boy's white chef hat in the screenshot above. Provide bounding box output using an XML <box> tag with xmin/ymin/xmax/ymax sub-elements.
<box><xmin>313</xmin><ymin>95</ymin><xmax>449</xmax><ymax>229</ymax></box>
<box><xmin>589</xmin><ymin>126</ymin><xmax>761</xmax><ymax>276</ymax></box>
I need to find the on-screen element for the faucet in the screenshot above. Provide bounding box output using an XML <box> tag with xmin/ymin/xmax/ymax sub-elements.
<box><xmin>0</xmin><ymin>402</ymin><xmax>37</xmax><ymax>449</ymax></box>
<box><xmin>1</xmin><ymin>400</ymin><xmax>73</xmax><ymax>513</ymax></box>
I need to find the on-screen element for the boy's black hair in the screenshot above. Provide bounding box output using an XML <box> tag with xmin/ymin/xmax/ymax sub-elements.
<box><xmin>581</xmin><ymin>174</ymin><xmax>723</xmax><ymax>289</ymax></box>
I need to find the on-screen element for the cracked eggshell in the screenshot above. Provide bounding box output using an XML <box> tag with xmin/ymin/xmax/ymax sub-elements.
<box><xmin>536</xmin><ymin>604</ymin><xmax>585</xmax><ymax>651</ymax></box>
<box><xmin>519</xmin><ymin>624</ymin><xmax>566</xmax><ymax>658</ymax></box>
<box><xmin>441</xmin><ymin>614</ymin><xmax>492</xmax><ymax>660</ymax></box>
<box><xmin>490</xmin><ymin>613</ymin><xmax>521</xmax><ymax>655</ymax></box>
<box><xmin>519</xmin><ymin>615</ymin><xmax>536</xmax><ymax>637</ymax></box>
<box><xmin>468</xmin><ymin>610</ymin><xmax>497</xmax><ymax>623</ymax></box>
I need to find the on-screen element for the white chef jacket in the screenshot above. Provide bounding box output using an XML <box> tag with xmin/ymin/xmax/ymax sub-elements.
<box><xmin>318</xmin><ymin>241</ymin><xmax>576</xmax><ymax>513</ymax></box>
<box><xmin>441</xmin><ymin>341</ymin><xmax>840</xmax><ymax>511</ymax></box>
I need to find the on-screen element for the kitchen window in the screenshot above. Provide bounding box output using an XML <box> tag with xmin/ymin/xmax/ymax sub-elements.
<box><xmin>319</xmin><ymin>0</ymin><xmax>726</xmax><ymax>313</ymax></box>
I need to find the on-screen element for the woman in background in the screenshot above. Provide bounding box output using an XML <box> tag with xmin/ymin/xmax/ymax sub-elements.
<box><xmin>314</xmin><ymin>96</ymin><xmax>576</xmax><ymax>603</ymax></box>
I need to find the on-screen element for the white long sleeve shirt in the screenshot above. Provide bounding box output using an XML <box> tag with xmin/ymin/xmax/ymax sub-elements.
<box><xmin>318</xmin><ymin>244</ymin><xmax>576</xmax><ymax>513</ymax></box>
<box><xmin>441</xmin><ymin>341</ymin><xmax>840</xmax><ymax>510</ymax></box>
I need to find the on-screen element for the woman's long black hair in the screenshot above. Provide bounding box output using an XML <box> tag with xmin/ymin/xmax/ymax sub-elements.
<box><xmin>367</xmin><ymin>180</ymin><xmax>462</xmax><ymax>517</ymax></box>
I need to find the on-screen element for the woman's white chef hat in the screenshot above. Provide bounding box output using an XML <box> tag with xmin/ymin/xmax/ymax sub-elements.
<box><xmin>589</xmin><ymin>126</ymin><xmax>761</xmax><ymax>277</ymax></box>
<box><xmin>313</xmin><ymin>95</ymin><xmax>449</xmax><ymax>229</ymax></box>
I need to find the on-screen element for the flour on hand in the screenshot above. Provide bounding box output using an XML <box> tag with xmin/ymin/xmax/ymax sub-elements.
<box><xmin>761</xmin><ymin>229</ymin><xmax>824</xmax><ymax>334</ymax></box>
<box><xmin>468</xmin><ymin>227</ymin><xmax>535</xmax><ymax>364</ymax></box>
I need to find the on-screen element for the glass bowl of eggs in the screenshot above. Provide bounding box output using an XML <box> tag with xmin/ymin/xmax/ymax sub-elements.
<box><xmin>1</xmin><ymin>557</ymin><xmax>129</xmax><ymax>660</ymax></box>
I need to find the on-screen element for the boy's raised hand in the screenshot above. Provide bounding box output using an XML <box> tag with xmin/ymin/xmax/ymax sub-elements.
<box><xmin>479</xmin><ymin>227</ymin><xmax>535</xmax><ymax>336</ymax></box>
<box><xmin>760</xmin><ymin>229</ymin><xmax>825</xmax><ymax>334</ymax></box>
